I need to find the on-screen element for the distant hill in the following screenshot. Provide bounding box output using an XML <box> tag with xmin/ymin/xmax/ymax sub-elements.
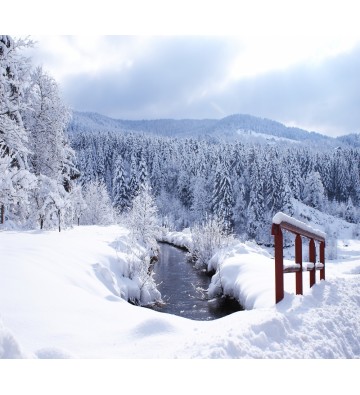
<box><xmin>67</xmin><ymin>110</ymin><xmax>353</xmax><ymax>148</ymax></box>
<box><xmin>336</xmin><ymin>133</ymin><xmax>360</xmax><ymax>148</ymax></box>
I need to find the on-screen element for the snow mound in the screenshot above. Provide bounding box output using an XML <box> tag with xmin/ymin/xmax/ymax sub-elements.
<box><xmin>0</xmin><ymin>321</ymin><xmax>27</xmax><ymax>359</ymax></box>
<box><xmin>159</xmin><ymin>228</ymin><xmax>192</xmax><ymax>249</ymax></box>
<box><xmin>35</xmin><ymin>347</ymin><xmax>75</xmax><ymax>359</ymax></box>
<box><xmin>208</xmin><ymin>241</ymin><xmax>275</xmax><ymax>309</ymax></box>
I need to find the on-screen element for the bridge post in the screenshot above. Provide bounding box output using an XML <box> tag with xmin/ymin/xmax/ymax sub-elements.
<box><xmin>295</xmin><ymin>234</ymin><xmax>303</xmax><ymax>295</ymax></box>
<box><xmin>272</xmin><ymin>224</ymin><xmax>284</xmax><ymax>303</ymax></box>
<box><xmin>319</xmin><ymin>241</ymin><xmax>325</xmax><ymax>280</ymax></box>
<box><xmin>309</xmin><ymin>238</ymin><xmax>316</xmax><ymax>287</ymax></box>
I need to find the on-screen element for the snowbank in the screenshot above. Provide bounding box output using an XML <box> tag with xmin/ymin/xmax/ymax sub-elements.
<box><xmin>207</xmin><ymin>241</ymin><xmax>275</xmax><ymax>309</ymax></box>
<box><xmin>158</xmin><ymin>227</ymin><xmax>193</xmax><ymax>249</ymax></box>
<box><xmin>0</xmin><ymin>224</ymin><xmax>359</xmax><ymax>359</ymax></box>
<box><xmin>0</xmin><ymin>319</ymin><xmax>27</xmax><ymax>359</ymax></box>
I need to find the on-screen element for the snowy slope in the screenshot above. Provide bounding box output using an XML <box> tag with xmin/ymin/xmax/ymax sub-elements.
<box><xmin>68</xmin><ymin>111</ymin><xmax>344</xmax><ymax>147</ymax></box>
<box><xmin>1</xmin><ymin>222</ymin><xmax>359</xmax><ymax>359</ymax></box>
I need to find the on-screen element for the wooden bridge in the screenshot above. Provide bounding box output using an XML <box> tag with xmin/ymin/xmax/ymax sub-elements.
<box><xmin>271</xmin><ymin>212</ymin><xmax>326</xmax><ymax>303</ymax></box>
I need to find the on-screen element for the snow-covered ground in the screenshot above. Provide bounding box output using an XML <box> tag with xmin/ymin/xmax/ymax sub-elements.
<box><xmin>1</xmin><ymin>219</ymin><xmax>359</xmax><ymax>361</ymax></box>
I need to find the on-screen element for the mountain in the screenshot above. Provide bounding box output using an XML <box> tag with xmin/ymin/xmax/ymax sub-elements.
<box><xmin>67</xmin><ymin>110</ymin><xmax>349</xmax><ymax>147</ymax></box>
<box><xmin>336</xmin><ymin>133</ymin><xmax>360</xmax><ymax>148</ymax></box>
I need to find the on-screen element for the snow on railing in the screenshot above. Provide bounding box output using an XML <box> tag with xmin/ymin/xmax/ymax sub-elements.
<box><xmin>272</xmin><ymin>212</ymin><xmax>326</xmax><ymax>303</ymax></box>
<box><xmin>272</xmin><ymin>212</ymin><xmax>326</xmax><ymax>241</ymax></box>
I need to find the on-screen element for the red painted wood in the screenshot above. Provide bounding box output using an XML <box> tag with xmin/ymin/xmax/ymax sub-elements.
<box><xmin>275</xmin><ymin>220</ymin><xmax>325</xmax><ymax>243</ymax></box>
<box><xmin>320</xmin><ymin>241</ymin><xmax>325</xmax><ymax>281</ymax></box>
<box><xmin>272</xmin><ymin>224</ymin><xmax>284</xmax><ymax>303</ymax></box>
<box><xmin>295</xmin><ymin>234</ymin><xmax>303</xmax><ymax>295</ymax></box>
<box><xmin>272</xmin><ymin>216</ymin><xmax>326</xmax><ymax>303</ymax></box>
<box><xmin>309</xmin><ymin>239</ymin><xmax>316</xmax><ymax>287</ymax></box>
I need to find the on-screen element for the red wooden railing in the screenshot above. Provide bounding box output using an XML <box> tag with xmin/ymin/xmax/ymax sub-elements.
<box><xmin>271</xmin><ymin>213</ymin><xmax>326</xmax><ymax>303</ymax></box>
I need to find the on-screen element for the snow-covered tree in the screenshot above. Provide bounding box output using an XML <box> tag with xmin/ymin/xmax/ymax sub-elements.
<box><xmin>211</xmin><ymin>160</ymin><xmax>234</xmax><ymax>234</ymax></box>
<box><xmin>128</xmin><ymin>153</ymin><xmax>140</xmax><ymax>201</ymax></box>
<box><xmin>190</xmin><ymin>175</ymin><xmax>209</xmax><ymax>223</ymax></box>
<box><xmin>71</xmin><ymin>183</ymin><xmax>87</xmax><ymax>226</ymax></box>
<box><xmin>82</xmin><ymin>179</ymin><xmax>114</xmax><ymax>225</ymax></box>
<box><xmin>126</xmin><ymin>183</ymin><xmax>160</xmax><ymax>305</ymax></box>
<box><xmin>127</xmin><ymin>183</ymin><xmax>159</xmax><ymax>254</ymax></box>
<box><xmin>23</xmin><ymin>66</ymin><xmax>78</xmax><ymax>189</ymax></box>
<box><xmin>0</xmin><ymin>35</ymin><xmax>35</xmax><ymax>224</ymax></box>
<box><xmin>247</xmin><ymin>157</ymin><xmax>266</xmax><ymax>242</ymax></box>
<box><xmin>112</xmin><ymin>156</ymin><xmax>129</xmax><ymax>213</ymax></box>
<box><xmin>137</xmin><ymin>153</ymin><xmax>148</xmax><ymax>192</ymax></box>
<box><xmin>302</xmin><ymin>171</ymin><xmax>325</xmax><ymax>210</ymax></box>
<box><xmin>345</xmin><ymin>197</ymin><xmax>357</xmax><ymax>223</ymax></box>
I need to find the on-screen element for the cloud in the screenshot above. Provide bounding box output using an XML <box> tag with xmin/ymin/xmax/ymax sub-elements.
<box><xmin>59</xmin><ymin>36</ymin><xmax>239</xmax><ymax>119</ymax></box>
<box><xmin>212</xmin><ymin>44</ymin><xmax>360</xmax><ymax>136</ymax></box>
<box><xmin>29</xmin><ymin>35</ymin><xmax>360</xmax><ymax>136</ymax></box>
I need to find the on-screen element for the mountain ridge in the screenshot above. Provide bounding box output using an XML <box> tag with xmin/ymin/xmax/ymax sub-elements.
<box><xmin>67</xmin><ymin>110</ymin><xmax>354</xmax><ymax>147</ymax></box>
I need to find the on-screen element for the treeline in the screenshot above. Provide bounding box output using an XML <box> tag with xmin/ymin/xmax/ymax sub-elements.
<box><xmin>0</xmin><ymin>35</ymin><xmax>81</xmax><ymax>230</ymax></box>
<box><xmin>70</xmin><ymin>129</ymin><xmax>360</xmax><ymax>243</ymax></box>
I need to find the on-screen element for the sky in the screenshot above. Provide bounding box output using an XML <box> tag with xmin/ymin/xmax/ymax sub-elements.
<box><xmin>11</xmin><ymin>1</ymin><xmax>360</xmax><ymax>137</ymax></box>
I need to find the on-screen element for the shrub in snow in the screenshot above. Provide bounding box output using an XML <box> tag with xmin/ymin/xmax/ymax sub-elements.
<box><xmin>188</xmin><ymin>215</ymin><xmax>234</xmax><ymax>270</ymax></box>
<box><xmin>82</xmin><ymin>179</ymin><xmax>115</xmax><ymax>225</ymax></box>
<box><xmin>126</xmin><ymin>246</ymin><xmax>161</xmax><ymax>306</ymax></box>
<box><xmin>126</xmin><ymin>183</ymin><xmax>160</xmax><ymax>255</ymax></box>
<box><xmin>125</xmin><ymin>183</ymin><xmax>161</xmax><ymax>305</ymax></box>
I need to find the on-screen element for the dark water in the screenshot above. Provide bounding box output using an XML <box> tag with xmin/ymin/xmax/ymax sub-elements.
<box><xmin>150</xmin><ymin>243</ymin><xmax>243</xmax><ymax>321</ymax></box>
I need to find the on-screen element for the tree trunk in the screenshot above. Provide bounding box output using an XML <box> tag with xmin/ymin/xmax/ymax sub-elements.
<box><xmin>58</xmin><ymin>209</ymin><xmax>61</xmax><ymax>232</ymax></box>
<box><xmin>0</xmin><ymin>204</ymin><xmax>4</xmax><ymax>224</ymax></box>
<box><xmin>40</xmin><ymin>218</ymin><xmax>43</xmax><ymax>230</ymax></box>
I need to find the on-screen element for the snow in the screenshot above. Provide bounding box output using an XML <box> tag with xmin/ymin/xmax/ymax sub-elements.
<box><xmin>0</xmin><ymin>220</ymin><xmax>359</xmax><ymax>363</ymax></box>
<box><xmin>159</xmin><ymin>227</ymin><xmax>193</xmax><ymax>249</ymax></box>
<box><xmin>273</xmin><ymin>211</ymin><xmax>326</xmax><ymax>239</ymax></box>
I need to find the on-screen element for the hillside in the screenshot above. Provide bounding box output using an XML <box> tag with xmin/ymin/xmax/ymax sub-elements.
<box><xmin>67</xmin><ymin>110</ymin><xmax>346</xmax><ymax>147</ymax></box>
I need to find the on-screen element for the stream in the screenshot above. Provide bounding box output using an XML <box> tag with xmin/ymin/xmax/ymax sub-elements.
<box><xmin>149</xmin><ymin>242</ymin><xmax>243</xmax><ymax>321</ymax></box>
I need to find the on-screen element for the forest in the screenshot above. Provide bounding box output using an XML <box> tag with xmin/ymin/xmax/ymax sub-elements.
<box><xmin>1</xmin><ymin>34</ymin><xmax>360</xmax><ymax>246</ymax></box>
<box><xmin>69</xmin><ymin>128</ymin><xmax>360</xmax><ymax>244</ymax></box>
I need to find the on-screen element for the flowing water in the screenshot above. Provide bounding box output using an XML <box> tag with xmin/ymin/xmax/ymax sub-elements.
<box><xmin>150</xmin><ymin>242</ymin><xmax>243</xmax><ymax>320</ymax></box>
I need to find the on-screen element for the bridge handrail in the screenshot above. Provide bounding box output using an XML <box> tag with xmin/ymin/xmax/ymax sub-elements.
<box><xmin>272</xmin><ymin>212</ymin><xmax>325</xmax><ymax>242</ymax></box>
<box><xmin>271</xmin><ymin>212</ymin><xmax>326</xmax><ymax>303</ymax></box>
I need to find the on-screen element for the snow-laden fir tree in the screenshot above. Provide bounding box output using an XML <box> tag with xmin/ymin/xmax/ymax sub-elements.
<box><xmin>128</xmin><ymin>153</ymin><xmax>140</xmax><ymax>201</ymax></box>
<box><xmin>112</xmin><ymin>156</ymin><xmax>129</xmax><ymax>213</ymax></box>
<box><xmin>137</xmin><ymin>153</ymin><xmax>148</xmax><ymax>192</ymax></box>
<box><xmin>211</xmin><ymin>159</ymin><xmax>234</xmax><ymax>234</ymax></box>
<box><xmin>177</xmin><ymin>170</ymin><xmax>192</xmax><ymax>209</ymax></box>
<box><xmin>345</xmin><ymin>197</ymin><xmax>357</xmax><ymax>223</ymax></box>
<box><xmin>247</xmin><ymin>156</ymin><xmax>266</xmax><ymax>242</ymax></box>
<box><xmin>190</xmin><ymin>175</ymin><xmax>209</xmax><ymax>223</ymax></box>
<box><xmin>302</xmin><ymin>171</ymin><xmax>325</xmax><ymax>210</ymax></box>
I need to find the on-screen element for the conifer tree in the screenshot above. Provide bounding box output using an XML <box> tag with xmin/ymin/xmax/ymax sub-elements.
<box><xmin>138</xmin><ymin>153</ymin><xmax>148</xmax><ymax>191</ymax></box>
<box><xmin>211</xmin><ymin>160</ymin><xmax>234</xmax><ymax>233</ymax></box>
<box><xmin>302</xmin><ymin>171</ymin><xmax>325</xmax><ymax>209</ymax></box>
<box><xmin>247</xmin><ymin>157</ymin><xmax>265</xmax><ymax>242</ymax></box>
<box><xmin>112</xmin><ymin>156</ymin><xmax>129</xmax><ymax>213</ymax></box>
<box><xmin>128</xmin><ymin>154</ymin><xmax>140</xmax><ymax>201</ymax></box>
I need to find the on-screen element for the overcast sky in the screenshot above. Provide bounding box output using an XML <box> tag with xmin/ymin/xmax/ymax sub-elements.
<box><xmin>16</xmin><ymin>1</ymin><xmax>360</xmax><ymax>137</ymax></box>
